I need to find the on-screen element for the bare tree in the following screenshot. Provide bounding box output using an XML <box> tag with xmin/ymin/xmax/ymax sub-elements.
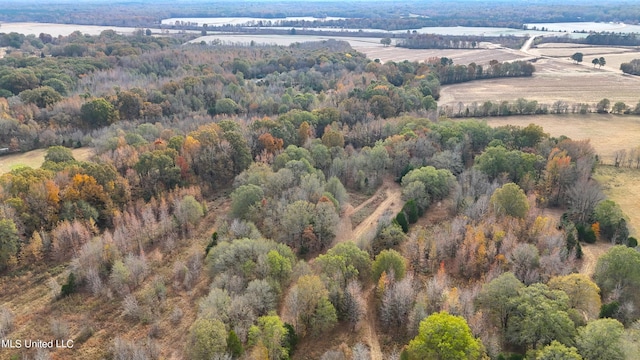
<box><xmin>344</xmin><ymin>281</ymin><xmax>366</xmax><ymax>329</ymax></box>
<box><xmin>0</xmin><ymin>306</ymin><xmax>14</xmax><ymax>338</ymax></box>
<box><xmin>567</xmin><ymin>178</ymin><xmax>604</xmax><ymax>224</ymax></box>
<box><xmin>352</xmin><ymin>343</ymin><xmax>371</xmax><ymax>360</ymax></box>
<box><xmin>380</xmin><ymin>273</ymin><xmax>416</xmax><ymax>333</ymax></box>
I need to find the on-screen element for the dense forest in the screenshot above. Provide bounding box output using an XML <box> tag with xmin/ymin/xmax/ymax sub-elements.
<box><xmin>0</xmin><ymin>27</ymin><xmax>639</xmax><ymax>360</ymax></box>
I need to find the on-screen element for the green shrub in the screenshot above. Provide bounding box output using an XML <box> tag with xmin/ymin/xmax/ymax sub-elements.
<box><xmin>395</xmin><ymin>212</ymin><xmax>409</xmax><ymax>233</ymax></box>
<box><xmin>627</xmin><ymin>236</ymin><xmax>638</xmax><ymax>248</ymax></box>
<box><xmin>60</xmin><ymin>273</ymin><xmax>77</xmax><ymax>298</ymax></box>
<box><xmin>403</xmin><ymin>200</ymin><xmax>419</xmax><ymax>223</ymax></box>
<box><xmin>600</xmin><ymin>302</ymin><xmax>620</xmax><ymax>318</ymax></box>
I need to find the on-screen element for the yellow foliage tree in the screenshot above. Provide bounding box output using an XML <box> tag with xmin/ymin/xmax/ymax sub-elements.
<box><xmin>548</xmin><ymin>273</ymin><xmax>601</xmax><ymax>321</ymax></box>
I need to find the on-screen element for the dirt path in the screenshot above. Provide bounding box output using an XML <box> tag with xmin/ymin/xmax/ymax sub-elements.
<box><xmin>352</xmin><ymin>185</ymin><xmax>404</xmax><ymax>242</ymax></box>
<box><xmin>330</xmin><ymin>178</ymin><xmax>404</xmax><ymax>357</ymax></box>
<box><xmin>364</xmin><ymin>284</ymin><xmax>383</xmax><ymax>360</ymax></box>
<box><xmin>520</xmin><ymin>35</ymin><xmax>536</xmax><ymax>54</ymax></box>
<box><xmin>580</xmin><ymin>241</ymin><xmax>613</xmax><ymax>277</ymax></box>
<box><xmin>333</xmin><ymin>179</ymin><xmax>404</xmax><ymax>246</ymax></box>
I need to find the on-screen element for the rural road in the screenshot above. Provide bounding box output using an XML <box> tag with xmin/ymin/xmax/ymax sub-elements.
<box><xmin>520</xmin><ymin>35</ymin><xmax>536</xmax><ymax>54</ymax></box>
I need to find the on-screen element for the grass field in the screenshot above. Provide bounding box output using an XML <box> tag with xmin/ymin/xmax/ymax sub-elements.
<box><xmin>594</xmin><ymin>165</ymin><xmax>640</xmax><ymax>236</ymax></box>
<box><xmin>0</xmin><ymin>148</ymin><xmax>94</xmax><ymax>174</ymax></box>
<box><xmin>482</xmin><ymin>114</ymin><xmax>640</xmax><ymax>164</ymax></box>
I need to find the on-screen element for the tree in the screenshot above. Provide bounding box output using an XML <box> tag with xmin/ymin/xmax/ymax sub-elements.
<box><xmin>230</xmin><ymin>184</ymin><xmax>264</xmax><ymax>219</ymax></box>
<box><xmin>0</xmin><ymin>219</ymin><xmax>19</xmax><ymax>270</ymax></box>
<box><xmin>406</xmin><ymin>311</ymin><xmax>484</xmax><ymax>360</ymax></box>
<box><xmin>401</xmin><ymin>166</ymin><xmax>455</xmax><ymax>204</ymax></box>
<box><xmin>395</xmin><ymin>211</ymin><xmax>409</xmax><ymax>233</ymax></box>
<box><xmin>536</xmin><ymin>341</ymin><xmax>582</xmax><ymax>360</ymax></box>
<box><xmin>286</xmin><ymin>275</ymin><xmax>337</xmax><ymax>336</ymax></box>
<box><xmin>189</xmin><ymin>318</ymin><xmax>228</xmax><ymax>359</ymax></box>
<box><xmin>19</xmin><ymin>86</ymin><xmax>62</xmax><ymax>107</ymax></box>
<box><xmin>45</xmin><ymin>146</ymin><xmax>75</xmax><ymax>163</ymax></box>
<box><xmin>475</xmin><ymin>272</ymin><xmax>524</xmax><ymax>337</ymax></box>
<box><xmin>372</xmin><ymin>249</ymin><xmax>406</xmax><ymax>282</ymax></box>
<box><xmin>316</xmin><ymin>242</ymin><xmax>371</xmax><ymax>289</ymax></box>
<box><xmin>175</xmin><ymin>195</ymin><xmax>204</xmax><ymax>231</ymax></box>
<box><xmin>594</xmin><ymin>200</ymin><xmax>626</xmax><ymax>242</ymax></box>
<box><xmin>567</xmin><ymin>178</ymin><xmax>604</xmax><ymax>225</ymax></box>
<box><xmin>506</xmin><ymin>283</ymin><xmax>576</xmax><ymax>349</ymax></box>
<box><xmin>81</xmin><ymin>98</ymin><xmax>119</xmax><ymax>128</ymax></box>
<box><xmin>596</xmin><ymin>98</ymin><xmax>610</xmax><ymax>113</ymax></box>
<box><xmin>576</xmin><ymin>318</ymin><xmax>624</xmax><ymax>360</ymax></box>
<box><xmin>548</xmin><ymin>274</ymin><xmax>601</xmax><ymax>321</ymax></box>
<box><xmin>598</xmin><ymin>57</ymin><xmax>606</xmax><ymax>68</ymax></box>
<box><xmin>248</xmin><ymin>315</ymin><xmax>288</xmax><ymax>360</ymax></box>
<box><xmin>490</xmin><ymin>182</ymin><xmax>529</xmax><ymax>219</ymax></box>
<box><xmin>381</xmin><ymin>37</ymin><xmax>392</xmax><ymax>47</ymax></box>
<box><xmin>592</xmin><ymin>58</ymin><xmax>599</xmax><ymax>67</ymax></box>
<box><xmin>571</xmin><ymin>52</ymin><xmax>583</xmax><ymax>64</ymax></box>
<box><xmin>321</xmin><ymin>128</ymin><xmax>345</xmax><ymax>148</ymax></box>
<box><xmin>215</xmin><ymin>98</ymin><xmax>239</xmax><ymax>115</ymax></box>
<box><xmin>593</xmin><ymin>245</ymin><xmax>640</xmax><ymax>322</ymax></box>
<box><xmin>612</xmin><ymin>101</ymin><xmax>627</xmax><ymax>114</ymax></box>
<box><xmin>116</xmin><ymin>91</ymin><xmax>143</xmax><ymax>120</ymax></box>
<box><xmin>380</xmin><ymin>274</ymin><xmax>416</xmax><ymax>331</ymax></box>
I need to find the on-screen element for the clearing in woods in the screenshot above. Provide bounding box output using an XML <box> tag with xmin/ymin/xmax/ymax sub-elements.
<box><xmin>0</xmin><ymin>147</ymin><xmax>94</xmax><ymax>175</ymax></box>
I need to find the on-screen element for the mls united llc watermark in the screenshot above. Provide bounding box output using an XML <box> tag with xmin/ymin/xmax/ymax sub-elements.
<box><xmin>1</xmin><ymin>339</ymin><xmax>74</xmax><ymax>349</ymax></box>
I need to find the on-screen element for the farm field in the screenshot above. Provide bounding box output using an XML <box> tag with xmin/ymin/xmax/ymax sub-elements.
<box><xmin>438</xmin><ymin>57</ymin><xmax>640</xmax><ymax>109</ymax></box>
<box><xmin>191</xmin><ymin>33</ymin><xmax>388</xmax><ymax>47</ymax></box>
<box><xmin>351</xmin><ymin>44</ymin><xmax>530</xmax><ymax>64</ymax></box>
<box><xmin>530</xmin><ymin>43</ymin><xmax>640</xmax><ymax>71</ymax></box>
<box><xmin>0</xmin><ymin>148</ymin><xmax>94</xmax><ymax>175</ymax></box>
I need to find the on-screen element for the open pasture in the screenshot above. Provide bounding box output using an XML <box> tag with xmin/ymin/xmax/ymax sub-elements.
<box><xmin>0</xmin><ymin>148</ymin><xmax>94</xmax><ymax>175</ymax></box>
